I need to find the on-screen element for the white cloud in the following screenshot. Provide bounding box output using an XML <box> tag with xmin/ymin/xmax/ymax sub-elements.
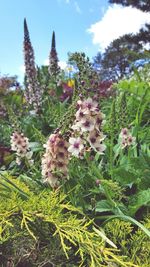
<box><xmin>88</xmin><ymin>4</ymin><xmax>150</xmax><ymax>51</ymax></box>
<box><xmin>74</xmin><ymin>1</ymin><xmax>82</xmax><ymax>14</ymax></box>
<box><xmin>58</xmin><ymin>61</ymin><xmax>67</xmax><ymax>69</ymax></box>
<box><xmin>19</xmin><ymin>65</ymin><xmax>25</xmax><ymax>73</ymax></box>
<box><xmin>43</xmin><ymin>59</ymin><xmax>49</xmax><ymax>65</ymax></box>
<box><xmin>43</xmin><ymin>59</ymin><xmax>67</xmax><ymax>70</ymax></box>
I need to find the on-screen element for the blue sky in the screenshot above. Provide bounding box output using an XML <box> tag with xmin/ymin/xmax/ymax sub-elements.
<box><xmin>0</xmin><ymin>0</ymin><xmax>149</xmax><ymax>82</ymax></box>
<box><xmin>0</xmin><ymin>0</ymin><xmax>108</xmax><ymax>80</ymax></box>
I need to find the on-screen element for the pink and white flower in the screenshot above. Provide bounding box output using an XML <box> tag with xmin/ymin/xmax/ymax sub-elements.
<box><xmin>42</xmin><ymin>133</ymin><xmax>69</xmax><ymax>188</ymax></box>
<box><xmin>119</xmin><ymin>128</ymin><xmax>136</xmax><ymax>149</ymax></box>
<box><xmin>80</xmin><ymin>117</ymin><xmax>95</xmax><ymax>132</ymax></box>
<box><xmin>10</xmin><ymin>131</ymin><xmax>33</xmax><ymax>165</ymax></box>
<box><xmin>120</xmin><ymin>128</ymin><xmax>129</xmax><ymax>139</ymax></box>
<box><xmin>75</xmin><ymin>107</ymin><xmax>89</xmax><ymax>121</ymax></box>
<box><xmin>82</xmin><ymin>98</ymin><xmax>98</xmax><ymax>112</ymax></box>
<box><xmin>69</xmin><ymin>97</ymin><xmax>106</xmax><ymax>157</ymax></box>
<box><xmin>87</xmin><ymin>130</ymin><xmax>106</xmax><ymax>153</ymax></box>
<box><xmin>68</xmin><ymin>137</ymin><xmax>84</xmax><ymax>157</ymax></box>
<box><xmin>71</xmin><ymin>121</ymin><xmax>82</xmax><ymax>131</ymax></box>
<box><xmin>127</xmin><ymin>135</ymin><xmax>136</xmax><ymax>146</ymax></box>
<box><xmin>96</xmin><ymin>143</ymin><xmax>107</xmax><ymax>154</ymax></box>
<box><xmin>94</xmin><ymin>112</ymin><xmax>106</xmax><ymax>129</ymax></box>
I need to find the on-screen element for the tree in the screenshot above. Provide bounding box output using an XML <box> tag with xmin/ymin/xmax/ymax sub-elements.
<box><xmin>109</xmin><ymin>0</ymin><xmax>150</xmax><ymax>12</ymax></box>
<box><xmin>94</xmin><ymin>32</ymin><xmax>150</xmax><ymax>80</ymax></box>
<box><xmin>93</xmin><ymin>1</ymin><xmax>150</xmax><ymax>80</ymax></box>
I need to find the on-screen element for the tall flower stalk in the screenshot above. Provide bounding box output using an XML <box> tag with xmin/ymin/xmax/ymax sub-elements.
<box><xmin>68</xmin><ymin>97</ymin><xmax>106</xmax><ymax>157</ymax></box>
<box><xmin>42</xmin><ymin>133</ymin><xmax>69</xmax><ymax>188</ymax></box>
<box><xmin>10</xmin><ymin>131</ymin><xmax>33</xmax><ymax>165</ymax></box>
<box><xmin>48</xmin><ymin>31</ymin><xmax>60</xmax><ymax>78</ymax></box>
<box><xmin>23</xmin><ymin>18</ymin><xmax>42</xmax><ymax>112</ymax></box>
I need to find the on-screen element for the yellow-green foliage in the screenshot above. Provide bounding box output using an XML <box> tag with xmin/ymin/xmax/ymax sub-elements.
<box><xmin>104</xmin><ymin>218</ymin><xmax>150</xmax><ymax>267</ymax></box>
<box><xmin>130</xmin><ymin>217</ymin><xmax>150</xmax><ymax>267</ymax></box>
<box><xmin>0</xmin><ymin>174</ymin><xmax>138</xmax><ymax>267</ymax></box>
<box><xmin>104</xmin><ymin>219</ymin><xmax>133</xmax><ymax>250</ymax></box>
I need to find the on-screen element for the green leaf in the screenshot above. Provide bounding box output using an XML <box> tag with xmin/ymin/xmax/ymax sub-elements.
<box><xmin>128</xmin><ymin>188</ymin><xmax>150</xmax><ymax>216</ymax></box>
<box><xmin>112</xmin><ymin>167</ymin><xmax>138</xmax><ymax>185</ymax></box>
<box><xmin>29</xmin><ymin>142</ymin><xmax>43</xmax><ymax>152</ymax></box>
<box><xmin>95</xmin><ymin>200</ymin><xmax>112</xmax><ymax>213</ymax></box>
<box><xmin>93</xmin><ymin>226</ymin><xmax>117</xmax><ymax>248</ymax></box>
<box><xmin>0</xmin><ymin>173</ymin><xmax>29</xmax><ymax>200</ymax></box>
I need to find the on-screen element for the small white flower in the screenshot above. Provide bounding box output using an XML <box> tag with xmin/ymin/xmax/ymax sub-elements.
<box><xmin>83</xmin><ymin>98</ymin><xmax>98</xmax><ymax>112</ymax></box>
<box><xmin>121</xmin><ymin>138</ymin><xmax>128</xmax><ymax>149</ymax></box>
<box><xmin>88</xmin><ymin>130</ymin><xmax>106</xmax><ymax>144</ymax></box>
<box><xmin>68</xmin><ymin>137</ymin><xmax>84</xmax><ymax>157</ymax></box>
<box><xmin>88</xmin><ymin>130</ymin><xmax>106</xmax><ymax>153</ymax></box>
<box><xmin>77</xmin><ymin>99</ymin><xmax>83</xmax><ymax>108</ymax></box>
<box><xmin>16</xmin><ymin>157</ymin><xmax>21</xmax><ymax>165</ymax></box>
<box><xmin>71</xmin><ymin>121</ymin><xmax>82</xmax><ymax>131</ymax></box>
<box><xmin>80</xmin><ymin>117</ymin><xmax>95</xmax><ymax>132</ymax></box>
<box><xmin>127</xmin><ymin>135</ymin><xmax>136</xmax><ymax>146</ymax></box>
<box><xmin>96</xmin><ymin>144</ymin><xmax>107</xmax><ymax>154</ymax></box>
<box><xmin>10</xmin><ymin>131</ymin><xmax>33</xmax><ymax>165</ymax></box>
<box><xmin>119</xmin><ymin>128</ymin><xmax>136</xmax><ymax>149</ymax></box>
<box><xmin>75</xmin><ymin>108</ymin><xmax>89</xmax><ymax>121</ymax></box>
<box><xmin>120</xmin><ymin>128</ymin><xmax>129</xmax><ymax>138</ymax></box>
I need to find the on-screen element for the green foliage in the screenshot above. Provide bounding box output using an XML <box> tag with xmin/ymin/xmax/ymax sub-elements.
<box><xmin>93</xmin><ymin>36</ymin><xmax>149</xmax><ymax>80</ymax></box>
<box><xmin>128</xmin><ymin>189</ymin><xmax>150</xmax><ymax>216</ymax></box>
<box><xmin>0</xmin><ymin>120</ymin><xmax>12</xmax><ymax>146</ymax></box>
<box><xmin>0</xmin><ymin>175</ymin><xmax>137</xmax><ymax>267</ymax></box>
<box><xmin>1</xmin><ymin>46</ymin><xmax>150</xmax><ymax>266</ymax></box>
<box><xmin>104</xmin><ymin>219</ymin><xmax>133</xmax><ymax>249</ymax></box>
<box><xmin>104</xmin><ymin>217</ymin><xmax>150</xmax><ymax>267</ymax></box>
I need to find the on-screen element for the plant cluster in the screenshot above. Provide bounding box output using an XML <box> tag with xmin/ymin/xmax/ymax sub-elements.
<box><xmin>0</xmin><ymin>19</ymin><xmax>150</xmax><ymax>267</ymax></box>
